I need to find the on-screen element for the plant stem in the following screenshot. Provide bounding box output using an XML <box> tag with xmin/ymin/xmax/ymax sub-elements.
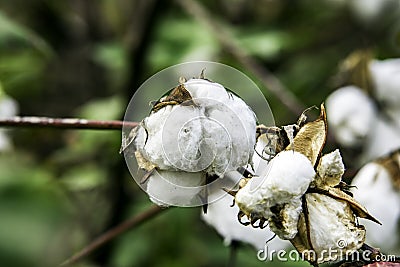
<box><xmin>0</xmin><ymin>116</ymin><xmax>138</xmax><ymax>130</ymax></box>
<box><xmin>59</xmin><ymin>205</ymin><xmax>168</xmax><ymax>266</ymax></box>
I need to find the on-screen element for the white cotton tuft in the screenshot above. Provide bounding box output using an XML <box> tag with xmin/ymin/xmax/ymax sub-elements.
<box><xmin>146</xmin><ymin>170</ymin><xmax>206</xmax><ymax>207</ymax></box>
<box><xmin>235</xmin><ymin>151</ymin><xmax>316</xmax><ymax>239</ymax></box>
<box><xmin>351</xmin><ymin>163</ymin><xmax>400</xmax><ymax>254</ymax></box>
<box><xmin>349</xmin><ymin>0</ymin><xmax>397</xmax><ymax>22</ymax></box>
<box><xmin>0</xmin><ymin>96</ymin><xmax>18</xmax><ymax>151</ymax></box>
<box><xmin>317</xmin><ymin>149</ymin><xmax>345</xmax><ymax>186</ymax></box>
<box><xmin>135</xmin><ymin>78</ymin><xmax>256</xmax><ymax>177</ymax></box>
<box><xmin>370</xmin><ymin>58</ymin><xmax>400</xmax><ymax>111</ymax></box>
<box><xmin>360</xmin><ymin>117</ymin><xmax>400</xmax><ymax>163</ymax></box>
<box><xmin>305</xmin><ymin>193</ymin><xmax>366</xmax><ymax>263</ymax></box>
<box><xmin>326</xmin><ymin>86</ymin><xmax>376</xmax><ymax>147</ymax></box>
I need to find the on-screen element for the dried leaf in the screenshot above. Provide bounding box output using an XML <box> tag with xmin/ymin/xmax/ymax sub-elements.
<box><xmin>287</xmin><ymin>104</ymin><xmax>327</xmax><ymax>167</ymax></box>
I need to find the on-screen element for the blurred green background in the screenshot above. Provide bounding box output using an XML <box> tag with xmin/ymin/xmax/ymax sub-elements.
<box><xmin>0</xmin><ymin>0</ymin><xmax>399</xmax><ymax>266</ymax></box>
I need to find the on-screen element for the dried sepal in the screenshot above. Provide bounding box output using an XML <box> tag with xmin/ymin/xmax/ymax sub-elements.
<box><xmin>255</xmin><ymin>125</ymin><xmax>289</xmax><ymax>158</ymax></box>
<box><xmin>120</xmin><ymin>120</ymin><xmax>148</xmax><ymax>154</ymax></box>
<box><xmin>287</xmin><ymin>104</ymin><xmax>327</xmax><ymax>167</ymax></box>
<box><xmin>151</xmin><ymin>83</ymin><xmax>194</xmax><ymax>113</ymax></box>
<box><xmin>376</xmin><ymin>149</ymin><xmax>400</xmax><ymax>191</ymax></box>
<box><xmin>135</xmin><ymin>150</ymin><xmax>157</xmax><ymax>172</ymax></box>
<box><xmin>335</xmin><ymin>49</ymin><xmax>374</xmax><ymax>96</ymax></box>
<box><xmin>290</xmin><ymin>234</ymin><xmax>318</xmax><ymax>265</ymax></box>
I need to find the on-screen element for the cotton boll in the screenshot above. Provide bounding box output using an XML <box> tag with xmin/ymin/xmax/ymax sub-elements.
<box><xmin>370</xmin><ymin>59</ymin><xmax>400</xmax><ymax>110</ymax></box>
<box><xmin>361</xmin><ymin>117</ymin><xmax>400</xmax><ymax>163</ymax></box>
<box><xmin>351</xmin><ymin>163</ymin><xmax>400</xmax><ymax>254</ymax></box>
<box><xmin>185</xmin><ymin>78</ymin><xmax>230</xmax><ymax>103</ymax></box>
<box><xmin>146</xmin><ymin>170</ymin><xmax>206</xmax><ymax>207</ymax></box>
<box><xmin>235</xmin><ymin>151</ymin><xmax>316</xmax><ymax>239</ymax></box>
<box><xmin>130</xmin><ymin>78</ymin><xmax>257</xmax><ymax>207</ymax></box>
<box><xmin>302</xmin><ymin>193</ymin><xmax>366</xmax><ymax>263</ymax></box>
<box><xmin>201</xmin><ymin>145</ymin><xmax>290</xmax><ymax>250</ymax></box>
<box><xmin>185</xmin><ymin>79</ymin><xmax>256</xmax><ymax>176</ymax></box>
<box><xmin>0</xmin><ymin>96</ymin><xmax>18</xmax><ymax>151</ymax></box>
<box><xmin>349</xmin><ymin>0</ymin><xmax>397</xmax><ymax>23</ymax></box>
<box><xmin>135</xmin><ymin>78</ymin><xmax>256</xmax><ymax>176</ymax></box>
<box><xmin>0</xmin><ymin>96</ymin><xmax>18</xmax><ymax>119</ymax></box>
<box><xmin>201</xmin><ymin>188</ymin><xmax>289</xmax><ymax>251</ymax></box>
<box><xmin>326</xmin><ymin>86</ymin><xmax>376</xmax><ymax>147</ymax></box>
<box><xmin>268</xmin><ymin>198</ymin><xmax>304</xmax><ymax>240</ymax></box>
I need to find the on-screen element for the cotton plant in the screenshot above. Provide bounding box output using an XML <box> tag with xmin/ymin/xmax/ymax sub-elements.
<box><xmin>326</xmin><ymin>55</ymin><xmax>400</xmax><ymax>254</ymax></box>
<box><xmin>122</xmin><ymin>73</ymin><xmax>388</xmax><ymax>266</ymax></box>
<box><xmin>121</xmin><ymin>75</ymin><xmax>257</xmax><ymax>208</ymax></box>
<box><xmin>0</xmin><ymin>85</ymin><xmax>18</xmax><ymax>151</ymax></box>
<box><xmin>231</xmin><ymin>104</ymin><xmax>382</xmax><ymax>266</ymax></box>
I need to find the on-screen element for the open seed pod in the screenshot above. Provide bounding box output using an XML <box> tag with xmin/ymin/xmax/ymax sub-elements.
<box><xmin>234</xmin><ymin>104</ymin><xmax>381</xmax><ymax>266</ymax></box>
<box><xmin>122</xmin><ymin>76</ymin><xmax>257</xmax><ymax>207</ymax></box>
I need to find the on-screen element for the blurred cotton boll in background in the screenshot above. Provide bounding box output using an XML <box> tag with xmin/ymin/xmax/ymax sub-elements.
<box><xmin>326</xmin><ymin>86</ymin><xmax>376</xmax><ymax>148</ymax></box>
<box><xmin>327</xmin><ymin>56</ymin><xmax>400</xmax><ymax>255</ymax></box>
<box><xmin>351</xmin><ymin>160</ymin><xmax>400</xmax><ymax>255</ymax></box>
<box><xmin>326</xmin><ymin>58</ymin><xmax>400</xmax><ymax>165</ymax></box>
<box><xmin>324</xmin><ymin>0</ymin><xmax>400</xmax><ymax>24</ymax></box>
<box><xmin>0</xmin><ymin>85</ymin><xmax>18</xmax><ymax>151</ymax></box>
<box><xmin>370</xmin><ymin>59</ymin><xmax>400</xmax><ymax>113</ymax></box>
<box><xmin>349</xmin><ymin>0</ymin><xmax>399</xmax><ymax>23</ymax></box>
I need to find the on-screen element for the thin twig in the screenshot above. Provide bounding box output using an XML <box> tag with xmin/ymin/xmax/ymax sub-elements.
<box><xmin>227</xmin><ymin>240</ymin><xmax>239</xmax><ymax>267</ymax></box>
<box><xmin>0</xmin><ymin>116</ymin><xmax>138</xmax><ymax>130</ymax></box>
<box><xmin>175</xmin><ymin>0</ymin><xmax>306</xmax><ymax>115</ymax></box>
<box><xmin>60</xmin><ymin>205</ymin><xmax>168</xmax><ymax>266</ymax></box>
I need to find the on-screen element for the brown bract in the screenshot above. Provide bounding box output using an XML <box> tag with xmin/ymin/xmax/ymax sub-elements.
<box><xmin>287</xmin><ymin>104</ymin><xmax>327</xmax><ymax>167</ymax></box>
<box><xmin>151</xmin><ymin>83</ymin><xmax>194</xmax><ymax>113</ymax></box>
